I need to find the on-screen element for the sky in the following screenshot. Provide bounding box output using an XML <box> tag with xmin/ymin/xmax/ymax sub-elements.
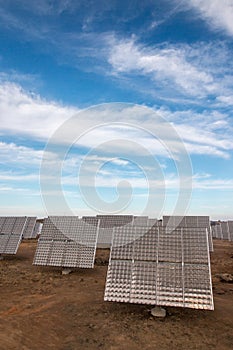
<box><xmin>0</xmin><ymin>0</ymin><xmax>233</xmax><ymax>219</ymax></box>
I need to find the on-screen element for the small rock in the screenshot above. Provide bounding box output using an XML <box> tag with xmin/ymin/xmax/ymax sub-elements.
<box><xmin>151</xmin><ymin>306</ymin><xmax>166</xmax><ymax>318</ymax></box>
<box><xmin>62</xmin><ymin>268</ymin><xmax>72</xmax><ymax>275</ymax></box>
<box><xmin>216</xmin><ymin>290</ymin><xmax>225</xmax><ymax>295</ymax></box>
<box><xmin>218</xmin><ymin>273</ymin><xmax>233</xmax><ymax>283</ymax></box>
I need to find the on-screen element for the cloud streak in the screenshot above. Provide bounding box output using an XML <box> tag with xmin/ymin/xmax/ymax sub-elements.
<box><xmin>186</xmin><ymin>0</ymin><xmax>233</xmax><ymax>36</ymax></box>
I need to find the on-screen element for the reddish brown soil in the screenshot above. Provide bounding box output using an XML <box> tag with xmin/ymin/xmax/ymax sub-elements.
<box><xmin>0</xmin><ymin>239</ymin><xmax>233</xmax><ymax>350</ymax></box>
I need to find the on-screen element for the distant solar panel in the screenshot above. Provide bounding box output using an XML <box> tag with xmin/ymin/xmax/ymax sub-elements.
<box><xmin>22</xmin><ymin>217</ymin><xmax>37</xmax><ymax>239</ymax></box>
<box><xmin>133</xmin><ymin>216</ymin><xmax>149</xmax><ymax>226</ymax></box>
<box><xmin>104</xmin><ymin>225</ymin><xmax>213</xmax><ymax>310</ymax></box>
<box><xmin>220</xmin><ymin>222</ymin><xmax>230</xmax><ymax>240</ymax></box>
<box><xmin>215</xmin><ymin>224</ymin><xmax>222</xmax><ymax>239</ymax></box>
<box><xmin>33</xmin><ymin>216</ymin><xmax>98</xmax><ymax>268</ymax></box>
<box><xmin>0</xmin><ymin>216</ymin><xmax>27</xmax><ymax>255</ymax></box>
<box><xmin>147</xmin><ymin>218</ymin><xmax>158</xmax><ymax>227</ymax></box>
<box><xmin>95</xmin><ymin>215</ymin><xmax>134</xmax><ymax>247</ymax></box>
<box><xmin>228</xmin><ymin>221</ymin><xmax>233</xmax><ymax>241</ymax></box>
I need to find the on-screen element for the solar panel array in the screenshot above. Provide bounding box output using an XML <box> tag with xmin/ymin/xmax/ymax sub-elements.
<box><xmin>22</xmin><ymin>217</ymin><xmax>37</xmax><ymax>239</ymax></box>
<box><xmin>33</xmin><ymin>216</ymin><xmax>99</xmax><ymax>268</ymax></box>
<box><xmin>0</xmin><ymin>216</ymin><xmax>27</xmax><ymax>255</ymax></box>
<box><xmin>212</xmin><ymin>221</ymin><xmax>233</xmax><ymax>241</ymax></box>
<box><xmin>163</xmin><ymin>216</ymin><xmax>213</xmax><ymax>252</ymax></box>
<box><xmin>104</xmin><ymin>225</ymin><xmax>214</xmax><ymax>310</ymax></box>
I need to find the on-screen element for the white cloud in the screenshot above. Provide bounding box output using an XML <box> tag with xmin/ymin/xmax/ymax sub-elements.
<box><xmin>0</xmin><ymin>82</ymin><xmax>232</xmax><ymax>164</ymax></box>
<box><xmin>108</xmin><ymin>38</ymin><xmax>216</xmax><ymax>97</ymax></box>
<box><xmin>187</xmin><ymin>0</ymin><xmax>233</xmax><ymax>36</ymax></box>
<box><xmin>0</xmin><ymin>141</ymin><xmax>44</xmax><ymax>165</ymax></box>
<box><xmin>0</xmin><ymin>82</ymin><xmax>78</xmax><ymax>139</ymax></box>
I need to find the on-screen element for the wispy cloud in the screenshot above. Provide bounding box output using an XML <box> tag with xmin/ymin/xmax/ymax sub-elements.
<box><xmin>185</xmin><ymin>0</ymin><xmax>233</xmax><ymax>36</ymax></box>
<box><xmin>0</xmin><ymin>81</ymin><xmax>78</xmax><ymax>139</ymax></box>
<box><xmin>108</xmin><ymin>38</ymin><xmax>215</xmax><ymax>97</ymax></box>
<box><xmin>0</xmin><ymin>83</ymin><xmax>232</xmax><ymax>160</ymax></box>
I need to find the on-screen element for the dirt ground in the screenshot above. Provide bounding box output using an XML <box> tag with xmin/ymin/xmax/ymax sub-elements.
<box><xmin>0</xmin><ymin>239</ymin><xmax>232</xmax><ymax>350</ymax></box>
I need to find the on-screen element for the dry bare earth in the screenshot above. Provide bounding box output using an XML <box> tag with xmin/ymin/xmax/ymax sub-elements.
<box><xmin>0</xmin><ymin>239</ymin><xmax>233</xmax><ymax>350</ymax></box>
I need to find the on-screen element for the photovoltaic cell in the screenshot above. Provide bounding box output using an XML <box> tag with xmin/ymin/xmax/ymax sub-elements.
<box><xmin>33</xmin><ymin>216</ymin><xmax>98</xmax><ymax>268</ymax></box>
<box><xmin>104</xmin><ymin>225</ymin><xmax>214</xmax><ymax>310</ymax></box>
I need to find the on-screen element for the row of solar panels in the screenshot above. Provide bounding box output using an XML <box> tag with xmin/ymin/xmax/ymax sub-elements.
<box><xmin>211</xmin><ymin>221</ymin><xmax>233</xmax><ymax>241</ymax></box>
<box><xmin>0</xmin><ymin>215</ymin><xmax>214</xmax><ymax>311</ymax></box>
<box><xmin>0</xmin><ymin>216</ymin><xmax>42</xmax><ymax>254</ymax></box>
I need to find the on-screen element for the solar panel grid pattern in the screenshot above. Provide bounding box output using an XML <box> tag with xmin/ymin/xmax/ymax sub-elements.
<box><xmin>23</xmin><ymin>217</ymin><xmax>37</xmax><ymax>238</ymax></box>
<box><xmin>162</xmin><ymin>216</ymin><xmax>213</xmax><ymax>252</ymax></box>
<box><xmin>0</xmin><ymin>217</ymin><xmax>27</xmax><ymax>254</ymax></box>
<box><xmin>105</xmin><ymin>225</ymin><xmax>213</xmax><ymax>310</ymax></box>
<box><xmin>33</xmin><ymin>217</ymin><xmax>98</xmax><ymax>268</ymax></box>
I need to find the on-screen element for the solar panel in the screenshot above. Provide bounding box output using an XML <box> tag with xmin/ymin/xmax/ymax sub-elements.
<box><xmin>220</xmin><ymin>222</ymin><xmax>230</xmax><ymax>240</ymax></box>
<box><xmin>228</xmin><ymin>221</ymin><xmax>233</xmax><ymax>241</ymax></box>
<box><xmin>22</xmin><ymin>217</ymin><xmax>37</xmax><ymax>239</ymax></box>
<box><xmin>95</xmin><ymin>215</ymin><xmax>134</xmax><ymax>248</ymax></box>
<box><xmin>0</xmin><ymin>217</ymin><xmax>27</xmax><ymax>255</ymax></box>
<box><xmin>147</xmin><ymin>218</ymin><xmax>158</xmax><ymax>227</ymax></box>
<box><xmin>104</xmin><ymin>225</ymin><xmax>214</xmax><ymax>310</ymax></box>
<box><xmin>215</xmin><ymin>224</ymin><xmax>222</xmax><ymax>239</ymax></box>
<box><xmin>133</xmin><ymin>216</ymin><xmax>149</xmax><ymax>226</ymax></box>
<box><xmin>33</xmin><ymin>216</ymin><xmax>98</xmax><ymax>268</ymax></box>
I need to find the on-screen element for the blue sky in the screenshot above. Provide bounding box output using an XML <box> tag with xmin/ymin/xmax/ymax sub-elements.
<box><xmin>0</xmin><ymin>0</ymin><xmax>233</xmax><ymax>219</ymax></box>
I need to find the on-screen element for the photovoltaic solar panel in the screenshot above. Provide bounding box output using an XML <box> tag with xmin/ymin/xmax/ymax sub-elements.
<box><xmin>220</xmin><ymin>222</ymin><xmax>230</xmax><ymax>240</ymax></box>
<box><xmin>33</xmin><ymin>216</ymin><xmax>98</xmax><ymax>268</ymax></box>
<box><xmin>22</xmin><ymin>217</ymin><xmax>37</xmax><ymax>239</ymax></box>
<box><xmin>104</xmin><ymin>225</ymin><xmax>214</xmax><ymax>310</ymax></box>
<box><xmin>215</xmin><ymin>224</ymin><xmax>222</xmax><ymax>239</ymax></box>
<box><xmin>228</xmin><ymin>221</ymin><xmax>233</xmax><ymax>241</ymax></box>
<box><xmin>0</xmin><ymin>217</ymin><xmax>27</xmax><ymax>255</ymax></box>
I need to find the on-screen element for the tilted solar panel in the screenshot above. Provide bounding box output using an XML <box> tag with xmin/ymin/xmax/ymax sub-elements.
<box><xmin>23</xmin><ymin>217</ymin><xmax>37</xmax><ymax>239</ymax></box>
<box><xmin>104</xmin><ymin>225</ymin><xmax>214</xmax><ymax>310</ymax></box>
<box><xmin>220</xmin><ymin>222</ymin><xmax>230</xmax><ymax>240</ymax></box>
<box><xmin>33</xmin><ymin>216</ymin><xmax>98</xmax><ymax>268</ymax></box>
